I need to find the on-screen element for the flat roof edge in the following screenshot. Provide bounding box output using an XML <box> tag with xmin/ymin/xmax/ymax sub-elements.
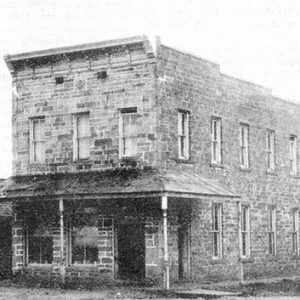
<box><xmin>4</xmin><ymin>35</ymin><xmax>149</xmax><ymax>64</ymax></box>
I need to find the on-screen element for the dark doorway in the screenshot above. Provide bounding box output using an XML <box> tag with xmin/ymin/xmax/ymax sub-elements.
<box><xmin>0</xmin><ymin>217</ymin><xmax>12</xmax><ymax>279</ymax></box>
<box><xmin>117</xmin><ymin>223</ymin><xmax>145</xmax><ymax>280</ymax></box>
<box><xmin>178</xmin><ymin>216</ymin><xmax>190</xmax><ymax>279</ymax></box>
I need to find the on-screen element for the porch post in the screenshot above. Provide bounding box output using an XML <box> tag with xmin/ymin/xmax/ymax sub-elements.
<box><xmin>59</xmin><ymin>198</ymin><xmax>65</xmax><ymax>285</ymax></box>
<box><xmin>162</xmin><ymin>194</ymin><xmax>169</xmax><ymax>290</ymax></box>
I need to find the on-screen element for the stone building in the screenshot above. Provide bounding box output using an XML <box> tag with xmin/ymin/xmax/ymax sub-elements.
<box><xmin>2</xmin><ymin>35</ymin><xmax>300</xmax><ymax>287</ymax></box>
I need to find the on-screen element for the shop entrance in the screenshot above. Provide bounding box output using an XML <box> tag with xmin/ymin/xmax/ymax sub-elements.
<box><xmin>117</xmin><ymin>223</ymin><xmax>145</xmax><ymax>280</ymax></box>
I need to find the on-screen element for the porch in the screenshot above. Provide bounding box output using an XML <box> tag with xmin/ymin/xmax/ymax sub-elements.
<box><xmin>1</xmin><ymin>167</ymin><xmax>239</xmax><ymax>288</ymax></box>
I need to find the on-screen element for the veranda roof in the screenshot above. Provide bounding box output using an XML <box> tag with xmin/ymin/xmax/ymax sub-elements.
<box><xmin>0</xmin><ymin>168</ymin><xmax>239</xmax><ymax>200</ymax></box>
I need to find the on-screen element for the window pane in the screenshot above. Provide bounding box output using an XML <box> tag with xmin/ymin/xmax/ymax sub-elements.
<box><xmin>122</xmin><ymin>114</ymin><xmax>131</xmax><ymax>137</ymax></box>
<box><xmin>34</xmin><ymin>142</ymin><xmax>45</xmax><ymax>163</ymax></box>
<box><xmin>28</xmin><ymin>235</ymin><xmax>53</xmax><ymax>264</ymax></box>
<box><xmin>123</xmin><ymin>137</ymin><xmax>137</xmax><ymax>156</ymax></box>
<box><xmin>213</xmin><ymin>232</ymin><xmax>218</xmax><ymax>257</ymax></box>
<box><xmin>242</xmin><ymin>232</ymin><xmax>247</xmax><ymax>256</ymax></box>
<box><xmin>77</xmin><ymin>115</ymin><xmax>89</xmax><ymax>138</ymax></box>
<box><xmin>78</xmin><ymin>137</ymin><xmax>90</xmax><ymax>159</ymax></box>
<box><xmin>72</xmin><ymin>225</ymin><xmax>99</xmax><ymax>264</ymax></box>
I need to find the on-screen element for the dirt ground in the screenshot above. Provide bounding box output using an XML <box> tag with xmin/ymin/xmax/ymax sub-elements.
<box><xmin>1</xmin><ymin>278</ymin><xmax>300</xmax><ymax>299</ymax></box>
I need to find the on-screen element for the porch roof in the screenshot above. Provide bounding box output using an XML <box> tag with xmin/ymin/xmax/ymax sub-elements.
<box><xmin>0</xmin><ymin>168</ymin><xmax>240</xmax><ymax>200</ymax></box>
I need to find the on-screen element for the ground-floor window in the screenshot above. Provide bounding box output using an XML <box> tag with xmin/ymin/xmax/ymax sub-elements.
<box><xmin>26</xmin><ymin>226</ymin><xmax>53</xmax><ymax>264</ymax></box>
<box><xmin>70</xmin><ymin>214</ymin><xmax>99</xmax><ymax>265</ymax></box>
<box><xmin>240</xmin><ymin>204</ymin><xmax>250</xmax><ymax>258</ymax></box>
<box><xmin>268</xmin><ymin>207</ymin><xmax>276</xmax><ymax>255</ymax></box>
<box><xmin>292</xmin><ymin>209</ymin><xmax>299</xmax><ymax>255</ymax></box>
<box><xmin>212</xmin><ymin>203</ymin><xmax>222</xmax><ymax>259</ymax></box>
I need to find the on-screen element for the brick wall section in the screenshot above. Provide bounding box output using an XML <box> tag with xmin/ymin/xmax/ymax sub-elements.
<box><xmin>12</xmin><ymin>44</ymin><xmax>157</xmax><ymax>175</ymax></box>
<box><xmin>156</xmin><ymin>43</ymin><xmax>300</xmax><ymax>280</ymax></box>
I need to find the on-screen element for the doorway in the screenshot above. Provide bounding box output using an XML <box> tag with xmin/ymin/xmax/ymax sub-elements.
<box><xmin>0</xmin><ymin>217</ymin><xmax>12</xmax><ymax>279</ymax></box>
<box><xmin>117</xmin><ymin>223</ymin><xmax>145</xmax><ymax>280</ymax></box>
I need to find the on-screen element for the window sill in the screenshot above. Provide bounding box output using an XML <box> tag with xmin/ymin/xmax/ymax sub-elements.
<box><xmin>210</xmin><ymin>163</ymin><xmax>224</xmax><ymax>169</ymax></box>
<box><xmin>175</xmin><ymin>158</ymin><xmax>193</xmax><ymax>164</ymax></box>
<box><xmin>73</xmin><ymin>158</ymin><xmax>92</xmax><ymax>164</ymax></box>
<box><xmin>267</xmin><ymin>256</ymin><xmax>278</xmax><ymax>261</ymax></box>
<box><xmin>266</xmin><ymin>171</ymin><xmax>277</xmax><ymax>176</ymax></box>
<box><xmin>26</xmin><ymin>263</ymin><xmax>53</xmax><ymax>268</ymax></box>
<box><xmin>239</xmin><ymin>167</ymin><xmax>251</xmax><ymax>173</ymax></box>
<box><xmin>66</xmin><ymin>264</ymin><xmax>99</xmax><ymax>269</ymax></box>
<box><xmin>239</xmin><ymin>257</ymin><xmax>254</xmax><ymax>263</ymax></box>
<box><xmin>211</xmin><ymin>257</ymin><xmax>224</xmax><ymax>264</ymax></box>
<box><xmin>289</xmin><ymin>174</ymin><xmax>300</xmax><ymax>179</ymax></box>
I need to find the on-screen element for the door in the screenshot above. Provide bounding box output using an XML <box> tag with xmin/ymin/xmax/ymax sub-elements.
<box><xmin>0</xmin><ymin>217</ymin><xmax>12</xmax><ymax>279</ymax></box>
<box><xmin>117</xmin><ymin>223</ymin><xmax>145</xmax><ymax>280</ymax></box>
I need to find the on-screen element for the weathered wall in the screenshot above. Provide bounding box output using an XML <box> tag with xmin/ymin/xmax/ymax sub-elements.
<box><xmin>12</xmin><ymin>43</ymin><xmax>157</xmax><ymax>175</ymax></box>
<box><xmin>156</xmin><ymin>43</ymin><xmax>300</xmax><ymax>280</ymax></box>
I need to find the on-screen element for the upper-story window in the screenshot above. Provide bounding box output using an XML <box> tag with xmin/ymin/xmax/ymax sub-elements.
<box><xmin>120</xmin><ymin>107</ymin><xmax>138</xmax><ymax>157</ymax></box>
<box><xmin>239</xmin><ymin>123</ymin><xmax>249</xmax><ymax>169</ymax></box>
<box><xmin>178</xmin><ymin>111</ymin><xmax>189</xmax><ymax>160</ymax></box>
<box><xmin>211</xmin><ymin>117</ymin><xmax>222</xmax><ymax>164</ymax></box>
<box><xmin>30</xmin><ymin>117</ymin><xmax>45</xmax><ymax>163</ymax></box>
<box><xmin>266</xmin><ymin>129</ymin><xmax>275</xmax><ymax>172</ymax></box>
<box><xmin>73</xmin><ymin>113</ymin><xmax>90</xmax><ymax>160</ymax></box>
<box><xmin>289</xmin><ymin>135</ymin><xmax>297</xmax><ymax>175</ymax></box>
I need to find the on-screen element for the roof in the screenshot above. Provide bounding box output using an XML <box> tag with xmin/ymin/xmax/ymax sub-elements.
<box><xmin>4</xmin><ymin>35</ymin><xmax>153</xmax><ymax>73</ymax></box>
<box><xmin>0</xmin><ymin>168</ymin><xmax>239</xmax><ymax>200</ymax></box>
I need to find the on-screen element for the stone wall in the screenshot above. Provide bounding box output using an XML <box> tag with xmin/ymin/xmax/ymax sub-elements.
<box><xmin>12</xmin><ymin>43</ymin><xmax>157</xmax><ymax>175</ymax></box>
<box><xmin>156</xmin><ymin>43</ymin><xmax>300</xmax><ymax>280</ymax></box>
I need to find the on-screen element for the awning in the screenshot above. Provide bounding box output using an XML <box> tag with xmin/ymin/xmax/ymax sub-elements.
<box><xmin>0</xmin><ymin>168</ymin><xmax>240</xmax><ymax>200</ymax></box>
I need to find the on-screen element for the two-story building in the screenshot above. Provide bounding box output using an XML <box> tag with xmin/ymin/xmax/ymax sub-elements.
<box><xmin>2</xmin><ymin>35</ymin><xmax>300</xmax><ymax>287</ymax></box>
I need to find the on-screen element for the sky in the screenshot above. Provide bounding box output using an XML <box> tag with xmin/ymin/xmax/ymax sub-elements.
<box><xmin>0</xmin><ymin>0</ymin><xmax>300</xmax><ymax>178</ymax></box>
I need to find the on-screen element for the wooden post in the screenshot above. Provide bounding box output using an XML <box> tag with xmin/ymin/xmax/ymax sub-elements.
<box><xmin>59</xmin><ymin>199</ymin><xmax>65</xmax><ymax>285</ymax></box>
<box><xmin>162</xmin><ymin>195</ymin><xmax>169</xmax><ymax>290</ymax></box>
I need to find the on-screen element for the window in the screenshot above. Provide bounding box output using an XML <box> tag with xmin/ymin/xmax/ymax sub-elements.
<box><xmin>239</xmin><ymin>124</ymin><xmax>249</xmax><ymax>169</ymax></box>
<box><xmin>70</xmin><ymin>214</ymin><xmax>99</xmax><ymax>265</ymax></box>
<box><xmin>120</xmin><ymin>107</ymin><xmax>138</xmax><ymax>157</ymax></box>
<box><xmin>55</xmin><ymin>76</ymin><xmax>64</xmax><ymax>84</ymax></box>
<box><xmin>30</xmin><ymin>117</ymin><xmax>45</xmax><ymax>163</ymax></box>
<box><xmin>178</xmin><ymin>111</ymin><xmax>189</xmax><ymax>159</ymax></box>
<box><xmin>27</xmin><ymin>226</ymin><xmax>53</xmax><ymax>264</ymax></box>
<box><xmin>266</xmin><ymin>130</ymin><xmax>275</xmax><ymax>172</ymax></box>
<box><xmin>212</xmin><ymin>203</ymin><xmax>222</xmax><ymax>259</ymax></box>
<box><xmin>73</xmin><ymin>113</ymin><xmax>90</xmax><ymax>160</ymax></box>
<box><xmin>211</xmin><ymin>117</ymin><xmax>221</xmax><ymax>164</ymax></box>
<box><xmin>289</xmin><ymin>135</ymin><xmax>297</xmax><ymax>175</ymax></box>
<box><xmin>268</xmin><ymin>208</ymin><xmax>276</xmax><ymax>255</ymax></box>
<box><xmin>240</xmin><ymin>204</ymin><xmax>250</xmax><ymax>258</ymax></box>
<box><xmin>292</xmin><ymin>209</ymin><xmax>299</xmax><ymax>255</ymax></box>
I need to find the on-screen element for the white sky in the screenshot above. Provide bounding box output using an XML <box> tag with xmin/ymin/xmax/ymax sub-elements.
<box><xmin>0</xmin><ymin>0</ymin><xmax>300</xmax><ymax>178</ymax></box>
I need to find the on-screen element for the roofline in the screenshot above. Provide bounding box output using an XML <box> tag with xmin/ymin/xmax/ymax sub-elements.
<box><xmin>0</xmin><ymin>189</ymin><xmax>240</xmax><ymax>201</ymax></box>
<box><xmin>4</xmin><ymin>35</ymin><xmax>149</xmax><ymax>64</ymax></box>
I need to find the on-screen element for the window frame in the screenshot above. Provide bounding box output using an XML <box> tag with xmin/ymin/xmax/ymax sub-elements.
<box><xmin>240</xmin><ymin>204</ymin><xmax>251</xmax><ymax>258</ymax></box>
<box><xmin>289</xmin><ymin>135</ymin><xmax>298</xmax><ymax>175</ymax></box>
<box><xmin>211</xmin><ymin>117</ymin><xmax>222</xmax><ymax>164</ymax></box>
<box><xmin>268</xmin><ymin>207</ymin><xmax>277</xmax><ymax>256</ymax></box>
<box><xmin>239</xmin><ymin>123</ymin><xmax>249</xmax><ymax>169</ymax></box>
<box><xmin>30</xmin><ymin>117</ymin><xmax>46</xmax><ymax>164</ymax></box>
<box><xmin>177</xmin><ymin>110</ymin><xmax>190</xmax><ymax>160</ymax></box>
<box><xmin>119</xmin><ymin>107</ymin><xmax>138</xmax><ymax>158</ymax></box>
<box><xmin>212</xmin><ymin>203</ymin><xmax>222</xmax><ymax>259</ymax></box>
<box><xmin>25</xmin><ymin>226</ymin><xmax>53</xmax><ymax>265</ymax></box>
<box><xmin>292</xmin><ymin>209</ymin><xmax>299</xmax><ymax>255</ymax></box>
<box><xmin>266</xmin><ymin>129</ymin><xmax>275</xmax><ymax>172</ymax></box>
<box><xmin>73</xmin><ymin>113</ymin><xmax>90</xmax><ymax>161</ymax></box>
